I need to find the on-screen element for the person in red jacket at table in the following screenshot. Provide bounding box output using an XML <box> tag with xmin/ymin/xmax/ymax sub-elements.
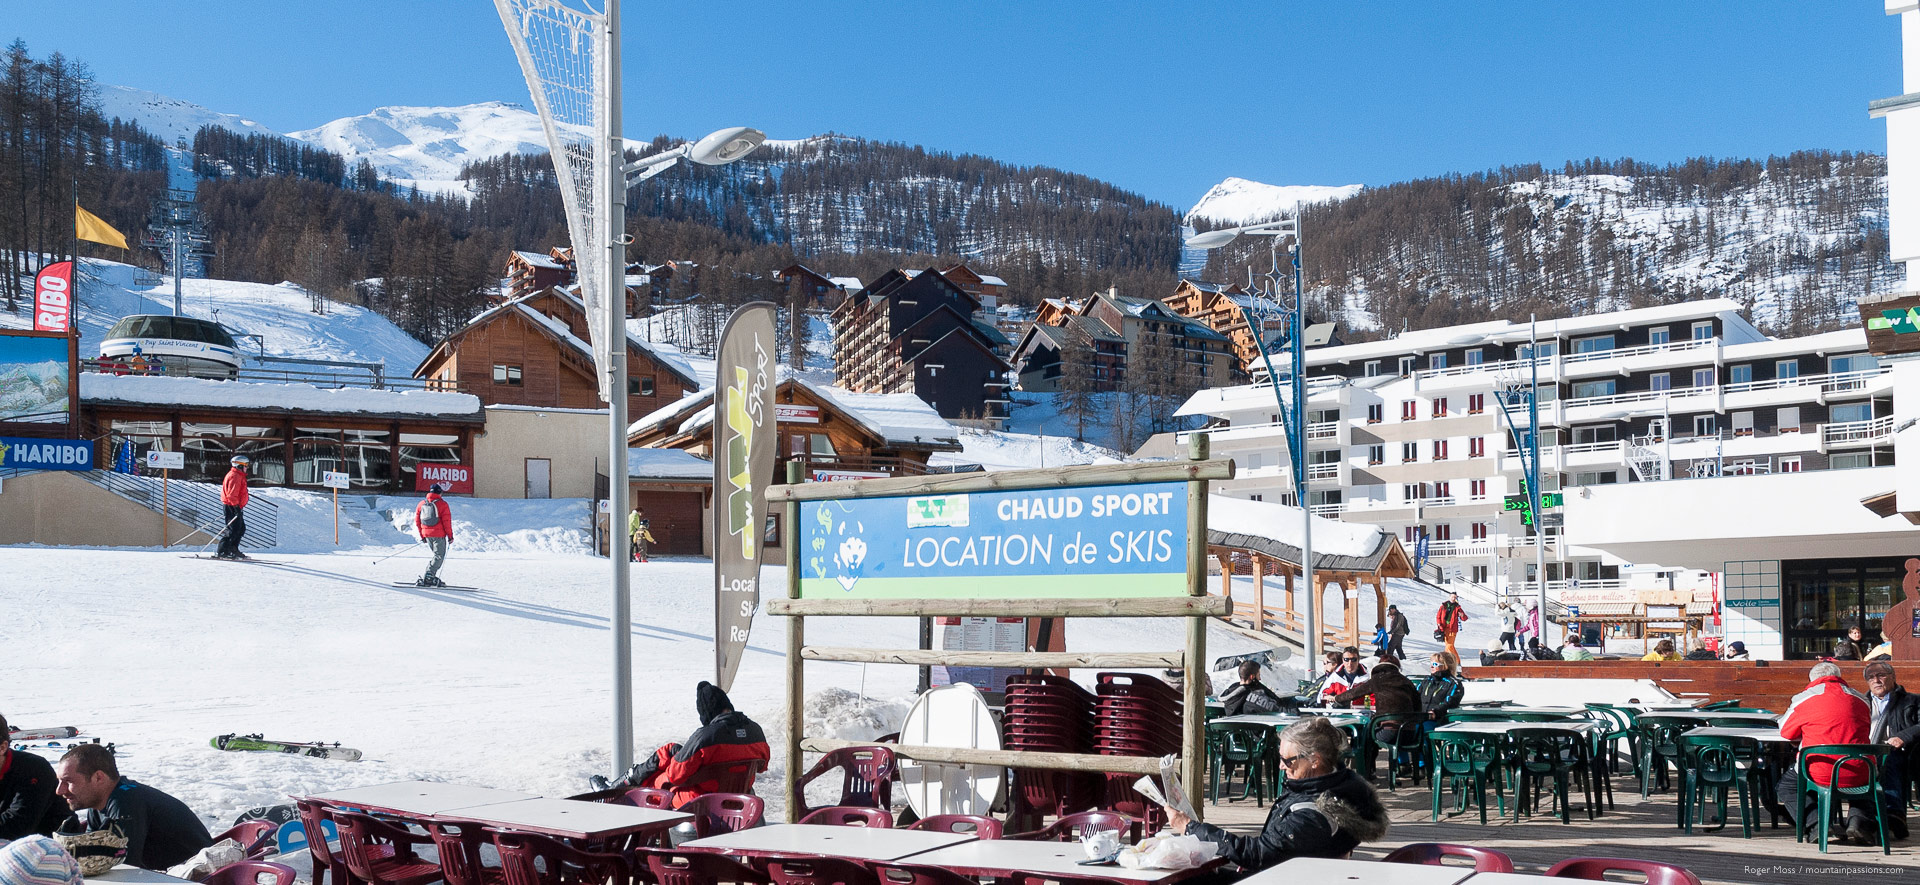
<box><xmin>413</xmin><ymin>484</ymin><xmax>455</xmax><ymax>588</ymax></box>
<box><xmin>1775</xmin><ymin>660</ymin><xmax>1875</xmax><ymax>843</ymax></box>
<box><xmin>615</xmin><ymin>682</ymin><xmax>769</xmax><ymax>808</ymax></box>
<box><xmin>214</xmin><ymin>455</ymin><xmax>250</xmax><ymax>560</ymax></box>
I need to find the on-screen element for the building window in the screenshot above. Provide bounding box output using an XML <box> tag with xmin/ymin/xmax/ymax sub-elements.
<box><xmin>1648</xmin><ymin>327</ymin><xmax>1670</xmax><ymax>346</ymax></box>
<box><xmin>1468</xmin><ymin>436</ymin><xmax>1485</xmax><ymax>458</ymax></box>
<box><xmin>1778</xmin><ymin>406</ymin><xmax>1801</xmax><ymax>433</ymax></box>
<box><xmin>1571</xmin><ymin>379</ymin><xmax>1617</xmax><ymax>399</ymax></box>
<box><xmin>1729</xmin><ymin>364</ymin><xmax>1752</xmax><ymax>385</ymax></box>
<box><xmin>1249</xmin><ymin>494</ymin><xmax>1263</xmax><ymax>502</ymax></box>
<box><xmin>1399</xmin><ymin>356</ymin><xmax>1416</xmax><ymax>375</ymax></box>
<box><xmin>1470</xmin><ymin>479</ymin><xmax>1487</xmax><ymax>499</ymax></box>
<box><xmin>1693</xmin><ymin>414</ymin><xmax>1717</xmax><ymax>437</ymax></box>
<box><xmin>1649</xmin><ymin>373</ymin><xmax>1671</xmax><ymax>392</ymax></box>
<box><xmin>1468</xmin><ymin>393</ymin><xmax>1485</xmax><ymax>414</ymax></box>
<box><xmin>1519</xmin><ymin>341</ymin><xmax>1559</xmax><ymax>359</ymax></box>
<box><xmin>1779</xmin><ymin>456</ymin><xmax>1802</xmax><ymax>473</ymax></box>
<box><xmin>1430</xmin><ymin>353</ymin><xmax>1448</xmax><ymax>371</ymax></box>
<box><xmin>1471</xmin><ymin>565</ymin><xmax>1489</xmax><ymax>583</ymax></box>
<box><xmin>1732</xmin><ymin>411</ymin><xmax>1754</xmax><ymax>437</ymax></box>
<box><xmin>1434</xmin><ymin>523</ymin><xmax>1453</xmax><ymax>541</ymax></box>
<box><xmin>1692</xmin><ymin>367</ymin><xmax>1714</xmax><ymax>387</ymax></box>
<box><xmin>1405</xmin><ymin>525</ymin><xmax>1421</xmax><ymax>542</ymax></box>
<box><xmin>1402</xmin><ymin>441</ymin><xmax>1418</xmax><ymax>463</ymax></box>
<box><xmin>1367</xmin><ymin>403</ymin><xmax>1384</xmax><ymax>424</ymax></box>
<box><xmin>1573</xmin><ymin>335</ymin><xmax>1615</xmax><ymax>354</ymax></box>
<box><xmin>1574</xmin><ymin>470</ymin><xmax>1618</xmax><ymax>486</ymax></box>
<box><xmin>1434</xmin><ymin>481</ymin><xmax>1451</xmax><ymax>499</ymax></box>
<box><xmin>1245</xmin><ymin>452</ymin><xmax>1261</xmax><ymax>469</ymax></box>
<box><xmin>1832</xmin><ymin>452</ymin><xmax>1873</xmax><ymax>470</ymax></box>
<box><xmin>1832</xmin><ymin>353</ymin><xmax>1880</xmax><ymax>376</ymax></box>
<box><xmin>1777</xmin><ymin>359</ymin><xmax>1799</xmax><ymax>379</ymax></box>
<box><xmin>1691</xmin><ymin>321</ymin><xmax>1714</xmax><ymax>341</ymax></box>
<box><xmin>1364</xmin><ymin>360</ymin><xmax>1381</xmax><ymax>377</ymax></box>
<box><xmin>1401</xmin><ymin>400</ymin><xmax>1417</xmax><ymax>421</ymax></box>
<box><xmin>492</xmin><ymin>364</ymin><xmax>523</xmax><ymax>385</ymax></box>
<box><xmin>1466</xmin><ymin>349</ymin><xmax>1484</xmax><ymax>366</ymax></box>
<box><xmin>1831</xmin><ymin>402</ymin><xmax>1873</xmax><ymax>424</ymax></box>
<box><xmin>1367</xmin><ymin>444</ymin><xmax>1384</xmax><ymax>465</ymax></box>
<box><xmin>1432</xmin><ymin>397</ymin><xmax>1449</xmax><ymax>418</ymax></box>
<box><xmin>1433</xmin><ymin>439</ymin><xmax>1450</xmax><ymax>460</ymax></box>
<box><xmin>1403</xmin><ymin>484</ymin><xmax>1421</xmax><ymax>502</ymax></box>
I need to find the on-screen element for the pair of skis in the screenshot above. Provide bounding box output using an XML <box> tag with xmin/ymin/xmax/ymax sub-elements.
<box><xmin>184</xmin><ymin>553</ymin><xmax>478</xmax><ymax>589</ymax></box>
<box><xmin>212</xmin><ymin>733</ymin><xmax>363</xmax><ymax>762</ymax></box>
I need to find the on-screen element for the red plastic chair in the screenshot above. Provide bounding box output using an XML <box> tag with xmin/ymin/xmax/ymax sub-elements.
<box><xmin>1382</xmin><ymin>843</ymin><xmax>1515</xmax><ymax>873</ymax></box>
<box><xmin>330</xmin><ymin>810</ymin><xmax>442</xmax><ymax>885</ymax></box>
<box><xmin>682</xmin><ymin>793</ymin><xmax>765</xmax><ymax>837</ymax></box>
<box><xmin>634</xmin><ymin>848</ymin><xmax>770</xmax><ymax>885</ymax></box>
<box><xmin>617</xmin><ymin>787</ymin><xmax>677</xmax><ymax>809</ymax></box>
<box><xmin>905</xmin><ymin>814</ymin><xmax>1002</xmax><ymax>839</ymax></box>
<box><xmin>871</xmin><ymin>864</ymin><xmax>978</xmax><ymax>885</ymax></box>
<box><xmin>797</xmin><ymin>806</ymin><xmax>894</xmax><ymax>827</ymax></box>
<box><xmin>494</xmin><ymin>832</ymin><xmax>632</xmax><ymax>885</ymax></box>
<box><xmin>764</xmin><ymin>856</ymin><xmax>880</xmax><ymax>885</ymax></box>
<box><xmin>792</xmin><ymin>747</ymin><xmax>896</xmax><ymax>819</ymax></box>
<box><xmin>1546</xmin><ymin>857</ymin><xmax>1703</xmax><ymax>885</ymax></box>
<box><xmin>679</xmin><ymin>759</ymin><xmax>768</xmax><ymax>805</ymax></box>
<box><xmin>214</xmin><ymin>821</ymin><xmax>281</xmax><ymax>859</ymax></box>
<box><xmin>426</xmin><ymin>822</ymin><xmax>505</xmax><ymax>885</ymax></box>
<box><xmin>206</xmin><ymin>861</ymin><xmax>299</xmax><ymax>885</ymax></box>
<box><xmin>1007</xmin><ymin>810</ymin><xmax>1140</xmax><ymax>844</ymax></box>
<box><xmin>296</xmin><ymin>799</ymin><xmax>382</xmax><ymax>885</ymax></box>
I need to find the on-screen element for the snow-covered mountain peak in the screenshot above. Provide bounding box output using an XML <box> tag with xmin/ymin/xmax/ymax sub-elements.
<box><xmin>97</xmin><ymin>85</ymin><xmax>281</xmax><ymax>145</ymax></box>
<box><xmin>1186</xmin><ymin>177</ymin><xmax>1362</xmax><ymax>225</ymax></box>
<box><xmin>287</xmin><ymin>101</ymin><xmax>584</xmax><ymax>196</ymax></box>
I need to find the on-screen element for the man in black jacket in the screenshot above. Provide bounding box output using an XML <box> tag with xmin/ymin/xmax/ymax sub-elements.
<box><xmin>1865</xmin><ymin>661</ymin><xmax>1920</xmax><ymax>840</ymax></box>
<box><xmin>1383</xmin><ymin>605</ymin><xmax>1410</xmax><ymax>661</ymax></box>
<box><xmin>53</xmin><ymin>744</ymin><xmax>211</xmax><ymax>870</ymax></box>
<box><xmin>0</xmin><ymin>712</ymin><xmax>65</xmax><ymax>840</ymax></box>
<box><xmin>1220</xmin><ymin>660</ymin><xmax>1286</xmax><ymax>716</ymax></box>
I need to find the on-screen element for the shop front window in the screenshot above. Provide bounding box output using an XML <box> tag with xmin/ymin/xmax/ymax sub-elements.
<box><xmin>1782</xmin><ymin>558</ymin><xmax>1907</xmax><ymax>658</ymax></box>
<box><xmin>399</xmin><ymin>432</ymin><xmax>462</xmax><ymax>490</ymax></box>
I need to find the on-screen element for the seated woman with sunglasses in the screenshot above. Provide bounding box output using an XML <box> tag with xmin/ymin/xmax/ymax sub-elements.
<box><xmin>1165</xmin><ymin>717</ymin><xmax>1390</xmax><ymax>876</ymax></box>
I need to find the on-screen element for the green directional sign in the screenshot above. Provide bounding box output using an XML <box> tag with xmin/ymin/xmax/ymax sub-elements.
<box><xmin>1503</xmin><ymin>495</ymin><xmax>1529</xmax><ymax>511</ymax></box>
<box><xmin>1541</xmin><ymin>492</ymin><xmax>1564</xmax><ymax>508</ymax></box>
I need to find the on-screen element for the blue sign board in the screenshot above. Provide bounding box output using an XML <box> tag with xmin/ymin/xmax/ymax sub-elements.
<box><xmin>0</xmin><ymin>437</ymin><xmax>93</xmax><ymax>471</ymax></box>
<box><xmin>798</xmin><ymin>481</ymin><xmax>1190</xmax><ymax>599</ymax></box>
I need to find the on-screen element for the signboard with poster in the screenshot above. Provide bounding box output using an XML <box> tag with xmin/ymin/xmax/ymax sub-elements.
<box><xmin>415</xmin><ymin>463</ymin><xmax>473</xmax><ymax>494</ymax></box>
<box><xmin>776</xmin><ymin>403</ymin><xmax>821</xmax><ymax>424</ymax></box>
<box><xmin>0</xmin><ymin>329</ymin><xmax>78</xmax><ymax>434</ymax></box>
<box><xmin>930</xmin><ymin>616</ymin><xmax>1027</xmax><ymax>692</ymax></box>
<box><xmin>811</xmin><ymin>468</ymin><xmax>889</xmax><ymax>483</ymax></box>
<box><xmin>1861</xmin><ymin>293</ymin><xmax>1920</xmax><ymax>355</ymax></box>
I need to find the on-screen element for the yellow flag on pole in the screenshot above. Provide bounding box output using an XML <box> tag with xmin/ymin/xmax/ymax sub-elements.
<box><xmin>76</xmin><ymin>204</ymin><xmax>129</xmax><ymax>249</ymax></box>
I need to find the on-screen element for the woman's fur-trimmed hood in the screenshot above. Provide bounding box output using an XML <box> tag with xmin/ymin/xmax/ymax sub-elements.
<box><xmin>1315</xmin><ymin>779</ymin><xmax>1391</xmax><ymax>843</ymax></box>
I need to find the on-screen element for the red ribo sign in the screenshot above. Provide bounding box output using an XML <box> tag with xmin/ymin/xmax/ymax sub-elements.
<box><xmin>415</xmin><ymin>463</ymin><xmax>473</xmax><ymax>494</ymax></box>
<box><xmin>34</xmin><ymin>261</ymin><xmax>73</xmax><ymax>333</ymax></box>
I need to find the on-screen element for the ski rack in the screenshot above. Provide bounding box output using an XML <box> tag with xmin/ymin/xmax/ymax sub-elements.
<box><xmin>766</xmin><ymin>437</ymin><xmax>1234</xmax><ymax>822</ymax></box>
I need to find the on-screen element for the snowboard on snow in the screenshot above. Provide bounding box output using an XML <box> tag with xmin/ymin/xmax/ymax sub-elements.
<box><xmin>7</xmin><ymin>726</ymin><xmax>78</xmax><ymax>740</ymax></box>
<box><xmin>392</xmin><ymin>582</ymin><xmax>480</xmax><ymax>591</ymax></box>
<box><xmin>232</xmin><ymin>804</ymin><xmax>301</xmax><ymax>827</ymax></box>
<box><xmin>212</xmin><ymin>733</ymin><xmax>362</xmax><ymax>762</ymax></box>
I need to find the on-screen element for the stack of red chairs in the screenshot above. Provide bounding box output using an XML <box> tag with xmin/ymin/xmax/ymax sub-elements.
<box><xmin>1003</xmin><ymin>674</ymin><xmax>1098</xmax><ymax>818</ymax></box>
<box><xmin>1093</xmin><ymin>673</ymin><xmax>1183</xmax><ymax>828</ymax></box>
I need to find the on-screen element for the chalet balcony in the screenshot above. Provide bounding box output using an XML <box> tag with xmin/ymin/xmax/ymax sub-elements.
<box><xmin>780</xmin><ymin>453</ymin><xmax>931</xmax><ymax>478</ymax></box>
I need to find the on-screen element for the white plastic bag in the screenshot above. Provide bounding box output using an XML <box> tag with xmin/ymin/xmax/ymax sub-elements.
<box><xmin>166</xmin><ymin>838</ymin><xmax>245</xmax><ymax>882</ymax></box>
<box><xmin>1116</xmin><ymin>834</ymin><xmax>1219</xmax><ymax>871</ymax></box>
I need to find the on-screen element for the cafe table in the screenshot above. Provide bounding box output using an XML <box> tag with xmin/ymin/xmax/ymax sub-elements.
<box><xmin>91</xmin><ymin>867</ymin><xmax>196</xmax><ymax>885</ymax></box>
<box><xmin>1692</xmin><ymin>711</ymin><xmax>1778</xmax><ymax>724</ymax></box>
<box><xmin>437</xmin><ymin>796</ymin><xmax>691</xmax><ymax>842</ymax></box>
<box><xmin>1688</xmin><ymin>726</ymin><xmax>1787</xmax><ymax>743</ymax></box>
<box><xmin>680</xmin><ymin>823</ymin><xmax>975</xmax><ymax>862</ymax></box>
<box><xmin>903</xmin><ymin>838</ymin><xmax>1222</xmax><ymax>884</ymax></box>
<box><xmin>1239</xmin><ymin>857</ymin><xmax>1476</xmax><ymax>885</ymax></box>
<box><xmin>311</xmin><ymin>780</ymin><xmax>539</xmax><ymax>816</ymax></box>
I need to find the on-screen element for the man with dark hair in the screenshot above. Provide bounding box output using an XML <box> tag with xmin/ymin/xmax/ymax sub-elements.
<box><xmin>1383</xmin><ymin>604</ymin><xmax>1409</xmax><ymax>661</ymax></box>
<box><xmin>53</xmin><ymin>744</ymin><xmax>211</xmax><ymax>870</ymax></box>
<box><xmin>615</xmin><ymin>682</ymin><xmax>769</xmax><ymax>807</ymax></box>
<box><xmin>0</xmin><ymin>712</ymin><xmax>65</xmax><ymax>839</ymax></box>
<box><xmin>1865</xmin><ymin>660</ymin><xmax>1920</xmax><ymax>841</ymax></box>
<box><xmin>1221</xmin><ymin>660</ymin><xmax>1286</xmax><ymax>716</ymax></box>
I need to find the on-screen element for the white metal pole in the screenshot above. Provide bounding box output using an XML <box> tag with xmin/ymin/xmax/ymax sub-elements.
<box><xmin>1530</xmin><ymin>316</ymin><xmax>1547</xmax><ymax>637</ymax></box>
<box><xmin>603</xmin><ymin>0</ymin><xmax>634</xmax><ymax>778</ymax></box>
<box><xmin>1294</xmin><ymin>235</ymin><xmax>1316</xmax><ymax>663</ymax></box>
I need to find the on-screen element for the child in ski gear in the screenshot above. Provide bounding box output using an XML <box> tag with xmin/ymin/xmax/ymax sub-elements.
<box><xmin>215</xmin><ymin>456</ymin><xmax>249</xmax><ymax>560</ymax></box>
<box><xmin>415</xmin><ymin>485</ymin><xmax>454</xmax><ymax>587</ymax></box>
<box><xmin>0</xmin><ymin>712</ymin><xmax>65</xmax><ymax>840</ymax></box>
<box><xmin>1498</xmin><ymin>602</ymin><xmax>1518</xmax><ymax>650</ymax></box>
<box><xmin>629</xmin><ymin>506</ymin><xmax>655</xmax><ymax>563</ymax></box>
<box><xmin>52</xmin><ymin>745</ymin><xmax>210</xmax><ymax>871</ymax></box>
<box><xmin>615</xmin><ymin>682</ymin><xmax>769</xmax><ymax>808</ymax></box>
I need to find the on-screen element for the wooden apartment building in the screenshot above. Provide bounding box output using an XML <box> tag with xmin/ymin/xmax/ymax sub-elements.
<box><xmin>1012</xmin><ymin>287</ymin><xmax>1243</xmax><ymax>392</ymax></box>
<box><xmin>830</xmin><ymin>267</ymin><xmax>1013</xmax><ymax>425</ymax></box>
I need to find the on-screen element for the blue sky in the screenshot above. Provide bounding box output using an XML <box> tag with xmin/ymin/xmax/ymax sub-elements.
<box><xmin>0</xmin><ymin>1</ymin><xmax>1901</xmax><ymax>208</ymax></box>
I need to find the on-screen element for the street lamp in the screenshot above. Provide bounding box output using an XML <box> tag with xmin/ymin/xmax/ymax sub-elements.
<box><xmin>1188</xmin><ymin>217</ymin><xmax>1322</xmax><ymax>663</ymax></box>
<box><xmin>624</xmin><ymin>126</ymin><xmax>768</xmax><ymax>185</ymax></box>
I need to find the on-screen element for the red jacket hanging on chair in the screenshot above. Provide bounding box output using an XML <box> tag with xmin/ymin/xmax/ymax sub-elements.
<box><xmin>622</xmin><ymin>682</ymin><xmax>769</xmax><ymax>807</ymax></box>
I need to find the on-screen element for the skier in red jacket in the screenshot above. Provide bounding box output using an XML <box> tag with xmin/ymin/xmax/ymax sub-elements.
<box><xmin>414</xmin><ymin>484</ymin><xmax>455</xmax><ymax>588</ymax></box>
<box><xmin>1776</xmin><ymin>661</ymin><xmax>1874</xmax><ymax>842</ymax></box>
<box><xmin>215</xmin><ymin>456</ymin><xmax>250</xmax><ymax>560</ymax></box>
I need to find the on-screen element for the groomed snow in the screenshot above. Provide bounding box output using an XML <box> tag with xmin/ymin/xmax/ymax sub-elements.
<box><xmin>929</xmin><ymin>428</ymin><xmax>1121</xmax><ymax>472</ymax></box>
<box><xmin>81</xmin><ymin>374</ymin><xmax>483</xmax><ymax>418</ymax></box>
<box><xmin>6</xmin><ymin>490</ymin><xmax>1270</xmax><ymax>835</ymax></box>
<box><xmin>628</xmin><ymin>447</ymin><xmax>714</xmax><ymax>479</ymax></box>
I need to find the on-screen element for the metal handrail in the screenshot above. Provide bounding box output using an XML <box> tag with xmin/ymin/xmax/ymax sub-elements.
<box><xmin>78</xmin><ymin>447</ymin><xmax>278</xmax><ymax>549</ymax></box>
<box><xmin>82</xmin><ymin>359</ymin><xmax>460</xmax><ymax>393</ymax></box>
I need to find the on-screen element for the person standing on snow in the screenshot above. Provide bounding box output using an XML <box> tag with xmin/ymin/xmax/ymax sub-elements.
<box><xmin>629</xmin><ymin>505</ymin><xmax>656</xmax><ymax>563</ymax></box>
<box><xmin>414</xmin><ymin>484</ymin><xmax>454</xmax><ymax>588</ymax></box>
<box><xmin>1435</xmin><ymin>592</ymin><xmax>1469</xmax><ymax>659</ymax></box>
<box><xmin>215</xmin><ymin>456</ymin><xmax>250</xmax><ymax>560</ymax></box>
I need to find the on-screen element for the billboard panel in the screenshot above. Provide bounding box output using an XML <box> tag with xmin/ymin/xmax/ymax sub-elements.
<box><xmin>0</xmin><ymin>330</ymin><xmax>74</xmax><ymax>427</ymax></box>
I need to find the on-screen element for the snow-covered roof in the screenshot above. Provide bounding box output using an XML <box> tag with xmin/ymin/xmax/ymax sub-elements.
<box><xmin>1303</xmin><ymin>298</ymin><xmax>1757</xmax><ymax>366</ymax></box>
<box><xmin>1722</xmin><ymin>328</ymin><xmax>1867</xmax><ymax>360</ymax></box>
<box><xmin>628</xmin><ymin>376</ymin><xmax>962</xmax><ymax>451</ymax></box>
<box><xmin>512</xmin><ymin>250</ymin><xmax>565</xmax><ymax>270</ymax></box>
<box><xmin>830</xmin><ymin>276</ymin><xmax>863</xmax><ymax>291</ymax></box>
<box><xmin>628</xmin><ymin>447</ymin><xmax>713</xmax><ymax>481</ymax></box>
<box><xmin>81</xmin><ymin>374</ymin><xmax>484</xmax><ymax>421</ymax></box>
<box><xmin>976</xmin><ymin>274</ymin><xmax>1008</xmax><ymax>287</ymax></box>
<box><xmin>1207</xmin><ymin>494</ymin><xmax>1401</xmax><ymax>572</ymax></box>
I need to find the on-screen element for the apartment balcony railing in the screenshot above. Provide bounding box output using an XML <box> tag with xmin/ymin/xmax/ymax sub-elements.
<box><xmin>1562</xmin><ymin>336</ymin><xmax>1718</xmax><ymax>365</ymax></box>
<box><xmin>1425</xmin><ymin>539</ymin><xmax>1495</xmax><ymax>558</ymax></box>
<box><xmin>1306</xmin><ymin>421</ymin><xmax>1340</xmax><ymax>441</ymax></box>
<box><xmin>1412</xmin><ymin>356</ymin><xmax>1551</xmax><ymax>382</ymax></box>
<box><xmin>1308</xmin><ymin>503</ymin><xmax>1343</xmax><ymax>516</ymax></box>
<box><xmin>1821</xmin><ymin>415</ymin><xmax>1895</xmax><ymax>447</ymax></box>
<box><xmin>1306</xmin><ymin>463</ymin><xmax>1340</xmax><ymax>481</ymax></box>
<box><xmin>1722</xmin><ymin>366</ymin><xmax>1890</xmax><ymax>396</ymax></box>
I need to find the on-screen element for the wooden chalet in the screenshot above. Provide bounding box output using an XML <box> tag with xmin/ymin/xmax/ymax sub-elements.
<box><xmin>1013</xmin><ymin>288</ymin><xmax>1241</xmax><ymax>392</ymax></box>
<box><xmin>1205</xmin><ymin>495</ymin><xmax>1417</xmax><ymax>651</ymax></box>
<box><xmin>413</xmin><ymin>287</ymin><xmax>703</xmax><ymax>420</ymax></box>
<box><xmin>1160</xmin><ymin>279</ymin><xmax>1270</xmax><ymax>371</ymax></box>
<box><xmin>831</xmin><ymin>268</ymin><xmax>1013</xmax><ymax>425</ymax></box>
<box><xmin>503</xmin><ymin>248</ymin><xmax>573</xmax><ymax>302</ymax></box>
<box><xmin>776</xmin><ymin>264</ymin><xmax>843</xmax><ymax>308</ymax></box>
<box><xmin>937</xmin><ymin>262</ymin><xmax>1009</xmax><ymax>307</ymax></box>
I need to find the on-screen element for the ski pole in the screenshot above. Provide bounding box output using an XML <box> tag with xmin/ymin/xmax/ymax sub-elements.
<box><xmin>373</xmin><ymin>542</ymin><xmax>425</xmax><ymax>565</ymax></box>
<box><xmin>181</xmin><ymin>512</ymin><xmax>244</xmax><ymax>552</ymax></box>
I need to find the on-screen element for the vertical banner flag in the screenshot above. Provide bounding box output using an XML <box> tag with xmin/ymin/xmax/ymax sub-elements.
<box><xmin>33</xmin><ymin>261</ymin><xmax>73</xmax><ymax>333</ymax></box>
<box><xmin>713</xmin><ymin>302</ymin><xmax>778</xmax><ymax>692</ymax></box>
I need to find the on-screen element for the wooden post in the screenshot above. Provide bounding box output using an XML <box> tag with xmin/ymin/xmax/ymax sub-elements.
<box><xmin>782</xmin><ymin>460</ymin><xmax>804</xmax><ymax>821</ymax></box>
<box><xmin>1283</xmin><ymin>568</ymin><xmax>1295</xmax><ymax>619</ymax></box>
<box><xmin>161</xmin><ymin>471</ymin><xmax>169</xmax><ymax>547</ymax></box>
<box><xmin>1184</xmin><ymin>432</ymin><xmax>1208</xmax><ymax>822</ymax></box>
<box><xmin>333</xmin><ymin>486</ymin><xmax>339</xmax><ymax>546</ymax></box>
<box><xmin>1252</xmin><ymin>555</ymin><xmax>1266</xmax><ymax>633</ymax></box>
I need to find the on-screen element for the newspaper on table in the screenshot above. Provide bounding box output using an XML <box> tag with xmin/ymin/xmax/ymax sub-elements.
<box><xmin>1134</xmin><ymin>755</ymin><xmax>1198</xmax><ymax>822</ymax></box>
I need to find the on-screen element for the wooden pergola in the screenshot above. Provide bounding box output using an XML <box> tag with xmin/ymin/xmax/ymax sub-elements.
<box><xmin>1207</xmin><ymin>525</ymin><xmax>1417</xmax><ymax>652</ymax></box>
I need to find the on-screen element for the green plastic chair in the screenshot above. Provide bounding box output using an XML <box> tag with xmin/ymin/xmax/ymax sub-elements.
<box><xmin>1510</xmin><ymin>728</ymin><xmax>1588</xmax><ymax>823</ymax></box>
<box><xmin>1679</xmin><ymin>733</ymin><xmax>1762</xmax><ymax>838</ymax></box>
<box><xmin>1634</xmin><ymin>715</ymin><xmax>1706</xmax><ymax>797</ymax></box>
<box><xmin>1794</xmin><ymin>744</ymin><xmax>1897</xmax><ymax>854</ymax></box>
<box><xmin>1371</xmin><ymin>713</ymin><xmax>1427</xmax><ymax>791</ymax></box>
<box><xmin>1700</xmin><ymin>699</ymin><xmax>1745</xmax><ymax>711</ymax></box>
<box><xmin>1204</xmin><ymin>721</ymin><xmax>1273</xmax><ymax>805</ymax></box>
<box><xmin>1442</xmin><ymin>709</ymin><xmax>1529</xmax><ymax>723</ymax></box>
<box><xmin>1428</xmin><ymin>730</ymin><xmax>1506</xmax><ymax>824</ymax></box>
<box><xmin>1582</xmin><ymin>704</ymin><xmax>1637</xmax><ymax>776</ymax></box>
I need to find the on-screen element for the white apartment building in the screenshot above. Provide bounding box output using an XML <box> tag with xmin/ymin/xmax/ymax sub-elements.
<box><xmin>1176</xmin><ymin>298</ymin><xmax>1895</xmax><ymax>611</ymax></box>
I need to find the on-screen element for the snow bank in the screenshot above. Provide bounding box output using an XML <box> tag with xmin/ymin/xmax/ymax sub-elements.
<box><xmin>1208</xmin><ymin>494</ymin><xmax>1384</xmax><ymax>559</ymax></box>
<box><xmin>930</xmin><ymin>428</ymin><xmax>1121</xmax><ymax>472</ymax></box>
<box><xmin>376</xmin><ymin>495</ymin><xmax>594</xmax><ymax>555</ymax></box>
